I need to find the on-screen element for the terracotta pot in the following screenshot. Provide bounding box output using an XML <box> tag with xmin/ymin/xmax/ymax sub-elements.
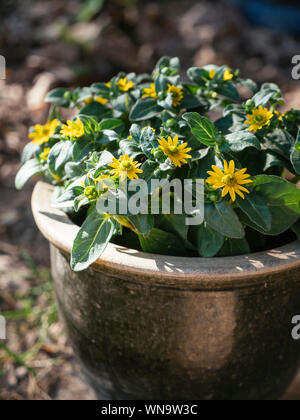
<box><xmin>32</xmin><ymin>181</ymin><xmax>300</xmax><ymax>400</ymax></box>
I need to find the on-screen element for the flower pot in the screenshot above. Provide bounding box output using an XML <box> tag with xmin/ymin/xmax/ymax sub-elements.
<box><xmin>32</xmin><ymin>181</ymin><xmax>300</xmax><ymax>400</ymax></box>
<box><xmin>227</xmin><ymin>0</ymin><xmax>300</xmax><ymax>34</ymax></box>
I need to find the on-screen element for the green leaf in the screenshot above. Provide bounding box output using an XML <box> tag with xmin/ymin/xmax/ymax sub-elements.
<box><xmin>141</xmin><ymin>160</ymin><xmax>160</xmax><ymax>182</ymax></box>
<box><xmin>222</xmin><ymin>131</ymin><xmax>261</xmax><ymax>152</ymax></box>
<box><xmin>73</xmin><ymin>138</ymin><xmax>94</xmax><ymax>161</ymax></box>
<box><xmin>21</xmin><ymin>142</ymin><xmax>40</xmax><ymax>164</ymax></box>
<box><xmin>217</xmin><ymin>83</ymin><xmax>240</xmax><ymax>101</ymax></box>
<box><xmin>159</xmin><ymin>214</ymin><xmax>189</xmax><ymax>242</ymax></box>
<box><xmin>129</xmin><ymin>98</ymin><xmax>163</xmax><ymax>121</ymax></box>
<box><xmin>218</xmin><ymin>238</ymin><xmax>250</xmax><ymax>257</ymax></box>
<box><xmin>194</xmin><ymin>224</ymin><xmax>225</xmax><ymax>257</ymax></box>
<box><xmin>127</xmin><ymin>214</ymin><xmax>154</xmax><ymax>234</ymax></box>
<box><xmin>205</xmin><ymin>201</ymin><xmax>245</xmax><ymax>239</ymax></box>
<box><xmin>45</xmin><ymin>88</ymin><xmax>70</xmax><ymax>107</ymax></box>
<box><xmin>181</xmin><ymin>94</ymin><xmax>208</xmax><ymax>111</ymax></box>
<box><xmin>99</xmin><ymin>119</ymin><xmax>124</xmax><ymax>131</ymax></box>
<box><xmin>48</xmin><ymin>141</ymin><xmax>73</xmax><ymax>173</ymax></box>
<box><xmin>238</xmin><ymin>78</ymin><xmax>258</xmax><ymax>94</ymax></box>
<box><xmin>119</xmin><ymin>139</ymin><xmax>143</xmax><ymax>160</ymax></box>
<box><xmin>139</xmin><ymin>228</ymin><xmax>187</xmax><ymax>256</ymax></box>
<box><xmin>97</xmin><ymin>130</ymin><xmax>119</xmax><ymax>145</ymax></box>
<box><xmin>236</xmin><ymin>192</ymin><xmax>271</xmax><ymax>231</ymax></box>
<box><xmin>264</xmin><ymin>129</ymin><xmax>293</xmax><ymax>159</ymax></box>
<box><xmin>252</xmin><ymin>83</ymin><xmax>281</xmax><ymax>107</ymax></box>
<box><xmin>95</xmin><ymin>150</ymin><xmax>114</xmax><ymax>170</ymax></box>
<box><xmin>75</xmin><ymin>87</ymin><xmax>93</xmax><ymax>103</ymax></box>
<box><xmin>291</xmin><ymin>129</ymin><xmax>300</xmax><ymax>175</ymax></box>
<box><xmin>71</xmin><ymin>211</ymin><xmax>116</xmax><ymax>272</ymax></box>
<box><xmin>80</xmin><ymin>102</ymin><xmax>112</xmax><ymax>120</ymax></box>
<box><xmin>188</xmin><ymin>148</ymin><xmax>220</xmax><ymax>180</ymax></box>
<box><xmin>65</xmin><ymin>161</ymin><xmax>86</xmax><ymax>178</ymax></box>
<box><xmin>139</xmin><ymin>127</ymin><xmax>156</xmax><ymax>157</ymax></box>
<box><xmin>240</xmin><ymin>175</ymin><xmax>300</xmax><ymax>235</ymax></box>
<box><xmin>187</xmin><ymin>67</ymin><xmax>209</xmax><ymax>86</ymax></box>
<box><xmin>292</xmin><ymin>218</ymin><xmax>300</xmax><ymax>240</ymax></box>
<box><xmin>52</xmin><ymin>186</ymin><xmax>84</xmax><ymax>207</ymax></box>
<box><xmin>182</xmin><ymin>112</ymin><xmax>218</xmax><ymax>147</ymax></box>
<box><xmin>15</xmin><ymin>159</ymin><xmax>42</xmax><ymax>190</ymax></box>
<box><xmin>91</xmin><ymin>83</ymin><xmax>110</xmax><ymax>96</ymax></box>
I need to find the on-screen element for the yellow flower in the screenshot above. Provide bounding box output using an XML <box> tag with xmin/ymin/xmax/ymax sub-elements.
<box><xmin>84</xmin><ymin>96</ymin><xmax>108</xmax><ymax>105</ymax></box>
<box><xmin>274</xmin><ymin>110</ymin><xmax>286</xmax><ymax>122</ymax></box>
<box><xmin>223</xmin><ymin>69</ymin><xmax>234</xmax><ymax>81</ymax></box>
<box><xmin>60</xmin><ymin>118</ymin><xmax>85</xmax><ymax>138</ymax></box>
<box><xmin>168</xmin><ymin>84</ymin><xmax>183</xmax><ymax>107</ymax></box>
<box><xmin>106</xmin><ymin>82</ymin><xmax>111</xmax><ymax>88</ymax></box>
<box><xmin>206</xmin><ymin>160</ymin><xmax>253</xmax><ymax>202</ymax></box>
<box><xmin>39</xmin><ymin>148</ymin><xmax>51</xmax><ymax>161</ymax></box>
<box><xmin>117</xmin><ymin>77</ymin><xmax>134</xmax><ymax>92</ymax></box>
<box><xmin>84</xmin><ymin>96</ymin><xmax>94</xmax><ymax>104</ymax></box>
<box><xmin>29</xmin><ymin>119</ymin><xmax>60</xmax><ymax>146</ymax></box>
<box><xmin>244</xmin><ymin>106</ymin><xmax>274</xmax><ymax>132</ymax></box>
<box><xmin>110</xmin><ymin>155</ymin><xmax>143</xmax><ymax>181</ymax></box>
<box><xmin>158</xmin><ymin>136</ymin><xmax>192</xmax><ymax>168</ymax></box>
<box><xmin>142</xmin><ymin>83</ymin><xmax>158</xmax><ymax>99</ymax></box>
<box><xmin>209</xmin><ymin>69</ymin><xmax>216</xmax><ymax>79</ymax></box>
<box><xmin>95</xmin><ymin>96</ymin><xmax>108</xmax><ymax>105</ymax></box>
<box><xmin>209</xmin><ymin>68</ymin><xmax>234</xmax><ymax>81</ymax></box>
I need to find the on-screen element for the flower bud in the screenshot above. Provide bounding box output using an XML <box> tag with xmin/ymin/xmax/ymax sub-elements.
<box><xmin>84</xmin><ymin>186</ymin><xmax>98</xmax><ymax>200</ymax></box>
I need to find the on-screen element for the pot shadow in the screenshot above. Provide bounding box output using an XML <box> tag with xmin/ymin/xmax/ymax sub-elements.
<box><xmin>114</xmin><ymin>242</ymin><xmax>300</xmax><ymax>276</ymax></box>
<box><xmin>39</xmin><ymin>211</ymin><xmax>74</xmax><ymax>225</ymax></box>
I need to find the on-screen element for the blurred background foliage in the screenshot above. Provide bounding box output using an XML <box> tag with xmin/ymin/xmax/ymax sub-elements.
<box><xmin>1</xmin><ymin>0</ymin><xmax>300</xmax><ymax>400</ymax></box>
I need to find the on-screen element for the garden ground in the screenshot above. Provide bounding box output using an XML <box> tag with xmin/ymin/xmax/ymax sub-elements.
<box><xmin>1</xmin><ymin>0</ymin><xmax>300</xmax><ymax>400</ymax></box>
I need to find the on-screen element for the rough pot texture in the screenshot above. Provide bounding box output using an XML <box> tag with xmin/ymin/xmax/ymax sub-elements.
<box><xmin>32</xmin><ymin>181</ymin><xmax>300</xmax><ymax>400</ymax></box>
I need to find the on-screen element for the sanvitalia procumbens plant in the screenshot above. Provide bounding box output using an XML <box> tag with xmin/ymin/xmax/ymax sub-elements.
<box><xmin>16</xmin><ymin>57</ymin><xmax>300</xmax><ymax>271</ymax></box>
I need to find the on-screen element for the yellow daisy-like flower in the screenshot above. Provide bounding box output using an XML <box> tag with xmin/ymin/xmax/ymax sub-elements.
<box><xmin>142</xmin><ymin>83</ymin><xmax>158</xmax><ymax>99</ymax></box>
<box><xmin>84</xmin><ymin>96</ymin><xmax>108</xmax><ymax>105</ymax></box>
<box><xmin>106</xmin><ymin>82</ymin><xmax>111</xmax><ymax>88</ymax></box>
<box><xmin>244</xmin><ymin>106</ymin><xmax>274</xmax><ymax>132</ymax></box>
<box><xmin>206</xmin><ymin>160</ymin><xmax>253</xmax><ymax>202</ymax></box>
<box><xmin>29</xmin><ymin>119</ymin><xmax>60</xmax><ymax>146</ymax></box>
<box><xmin>117</xmin><ymin>77</ymin><xmax>134</xmax><ymax>92</ymax></box>
<box><xmin>209</xmin><ymin>69</ymin><xmax>216</xmax><ymax>79</ymax></box>
<box><xmin>39</xmin><ymin>147</ymin><xmax>51</xmax><ymax>161</ymax></box>
<box><xmin>209</xmin><ymin>68</ymin><xmax>234</xmax><ymax>81</ymax></box>
<box><xmin>60</xmin><ymin>118</ymin><xmax>85</xmax><ymax>139</ymax></box>
<box><xmin>110</xmin><ymin>155</ymin><xmax>143</xmax><ymax>181</ymax></box>
<box><xmin>223</xmin><ymin>69</ymin><xmax>234</xmax><ymax>81</ymax></box>
<box><xmin>158</xmin><ymin>136</ymin><xmax>192</xmax><ymax>168</ymax></box>
<box><xmin>168</xmin><ymin>84</ymin><xmax>183</xmax><ymax>107</ymax></box>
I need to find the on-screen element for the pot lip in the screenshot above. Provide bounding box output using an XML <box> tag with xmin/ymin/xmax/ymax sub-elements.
<box><xmin>32</xmin><ymin>181</ymin><xmax>300</xmax><ymax>290</ymax></box>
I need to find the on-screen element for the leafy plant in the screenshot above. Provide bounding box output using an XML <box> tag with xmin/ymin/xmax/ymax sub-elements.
<box><xmin>16</xmin><ymin>57</ymin><xmax>300</xmax><ymax>271</ymax></box>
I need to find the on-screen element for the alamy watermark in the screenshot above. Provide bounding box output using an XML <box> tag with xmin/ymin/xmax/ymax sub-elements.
<box><xmin>96</xmin><ymin>177</ymin><xmax>205</xmax><ymax>226</ymax></box>
<box><xmin>0</xmin><ymin>55</ymin><xmax>6</xmax><ymax>80</ymax></box>
<box><xmin>292</xmin><ymin>316</ymin><xmax>300</xmax><ymax>341</ymax></box>
<box><xmin>0</xmin><ymin>316</ymin><xmax>6</xmax><ymax>340</ymax></box>
<box><xmin>292</xmin><ymin>56</ymin><xmax>300</xmax><ymax>80</ymax></box>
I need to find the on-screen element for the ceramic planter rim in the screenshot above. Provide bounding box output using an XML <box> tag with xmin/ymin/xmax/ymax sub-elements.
<box><xmin>31</xmin><ymin>181</ymin><xmax>300</xmax><ymax>291</ymax></box>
